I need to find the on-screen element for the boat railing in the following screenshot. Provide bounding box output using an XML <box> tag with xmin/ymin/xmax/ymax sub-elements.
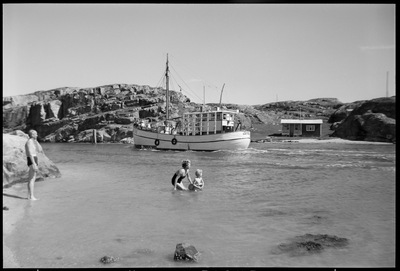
<box><xmin>134</xmin><ymin>109</ymin><xmax>244</xmax><ymax>136</ymax></box>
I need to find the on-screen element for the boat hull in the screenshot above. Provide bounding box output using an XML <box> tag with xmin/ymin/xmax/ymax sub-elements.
<box><xmin>133</xmin><ymin>127</ymin><xmax>251</xmax><ymax>151</ymax></box>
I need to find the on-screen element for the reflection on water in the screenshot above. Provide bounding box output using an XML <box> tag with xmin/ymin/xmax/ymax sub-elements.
<box><xmin>7</xmin><ymin>142</ymin><xmax>395</xmax><ymax>267</ymax></box>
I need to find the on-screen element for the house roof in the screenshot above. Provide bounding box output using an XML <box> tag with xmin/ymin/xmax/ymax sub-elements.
<box><xmin>280</xmin><ymin>119</ymin><xmax>323</xmax><ymax>124</ymax></box>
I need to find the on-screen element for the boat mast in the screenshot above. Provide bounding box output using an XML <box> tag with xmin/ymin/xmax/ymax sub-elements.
<box><xmin>203</xmin><ymin>85</ymin><xmax>205</xmax><ymax>109</ymax></box>
<box><xmin>166</xmin><ymin>54</ymin><xmax>170</xmax><ymax>120</ymax></box>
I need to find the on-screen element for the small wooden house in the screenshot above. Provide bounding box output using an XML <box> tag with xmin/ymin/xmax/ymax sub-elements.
<box><xmin>280</xmin><ymin>119</ymin><xmax>323</xmax><ymax>137</ymax></box>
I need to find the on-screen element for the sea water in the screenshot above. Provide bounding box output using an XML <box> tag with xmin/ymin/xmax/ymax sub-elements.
<box><xmin>6</xmin><ymin>141</ymin><xmax>395</xmax><ymax>268</ymax></box>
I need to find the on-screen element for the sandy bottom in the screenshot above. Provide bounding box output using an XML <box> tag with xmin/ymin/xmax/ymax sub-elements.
<box><xmin>3</xmin><ymin>183</ymin><xmax>28</xmax><ymax>268</ymax></box>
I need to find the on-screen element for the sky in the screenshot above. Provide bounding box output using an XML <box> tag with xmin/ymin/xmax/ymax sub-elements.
<box><xmin>3</xmin><ymin>4</ymin><xmax>395</xmax><ymax>105</ymax></box>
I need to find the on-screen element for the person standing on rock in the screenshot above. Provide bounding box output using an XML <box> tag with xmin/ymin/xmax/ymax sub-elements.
<box><xmin>25</xmin><ymin>129</ymin><xmax>43</xmax><ymax>200</ymax></box>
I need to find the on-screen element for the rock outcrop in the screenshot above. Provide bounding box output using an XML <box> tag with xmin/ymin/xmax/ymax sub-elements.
<box><xmin>328</xmin><ymin>100</ymin><xmax>364</xmax><ymax>124</ymax></box>
<box><xmin>3</xmin><ymin>83</ymin><xmax>396</xmax><ymax>143</ymax></box>
<box><xmin>3</xmin><ymin>105</ymin><xmax>30</xmax><ymax>130</ymax></box>
<box><xmin>331</xmin><ymin>97</ymin><xmax>396</xmax><ymax>143</ymax></box>
<box><xmin>3</xmin><ymin>131</ymin><xmax>61</xmax><ymax>187</ymax></box>
<box><xmin>3</xmin><ymin>84</ymin><xmax>192</xmax><ymax>143</ymax></box>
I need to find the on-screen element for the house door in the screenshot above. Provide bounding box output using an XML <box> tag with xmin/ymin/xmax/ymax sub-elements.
<box><xmin>289</xmin><ymin>124</ymin><xmax>294</xmax><ymax>137</ymax></box>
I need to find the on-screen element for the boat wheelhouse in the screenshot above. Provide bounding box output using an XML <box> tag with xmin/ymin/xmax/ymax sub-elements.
<box><xmin>181</xmin><ymin>109</ymin><xmax>240</xmax><ymax>136</ymax></box>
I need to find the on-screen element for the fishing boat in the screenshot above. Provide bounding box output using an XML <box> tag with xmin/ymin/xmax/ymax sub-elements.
<box><xmin>132</xmin><ymin>55</ymin><xmax>251</xmax><ymax>151</ymax></box>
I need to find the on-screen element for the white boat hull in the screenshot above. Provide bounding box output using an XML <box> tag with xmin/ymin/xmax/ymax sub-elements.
<box><xmin>133</xmin><ymin>127</ymin><xmax>251</xmax><ymax>151</ymax></box>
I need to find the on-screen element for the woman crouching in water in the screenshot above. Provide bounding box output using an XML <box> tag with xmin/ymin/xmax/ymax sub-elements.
<box><xmin>171</xmin><ymin>159</ymin><xmax>193</xmax><ymax>190</ymax></box>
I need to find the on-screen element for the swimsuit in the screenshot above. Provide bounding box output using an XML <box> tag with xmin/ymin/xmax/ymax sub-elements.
<box><xmin>27</xmin><ymin>156</ymin><xmax>38</xmax><ymax>167</ymax></box>
<box><xmin>171</xmin><ymin>172</ymin><xmax>186</xmax><ymax>186</ymax></box>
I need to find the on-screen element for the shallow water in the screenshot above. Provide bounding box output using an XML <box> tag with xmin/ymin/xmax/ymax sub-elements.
<box><xmin>6</xmin><ymin>141</ymin><xmax>395</xmax><ymax>267</ymax></box>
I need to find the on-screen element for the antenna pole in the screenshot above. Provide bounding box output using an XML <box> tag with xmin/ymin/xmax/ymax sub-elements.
<box><xmin>166</xmin><ymin>54</ymin><xmax>170</xmax><ymax>120</ymax></box>
<box><xmin>386</xmin><ymin>71</ymin><xmax>389</xmax><ymax>97</ymax></box>
<box><xmin>219</xmin><ymin>83</ymin><xmax>225</xmax><ymax>106</ymax></box>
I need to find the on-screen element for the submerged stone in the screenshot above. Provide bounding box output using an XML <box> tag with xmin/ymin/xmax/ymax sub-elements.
<box><xmin>297</xmin><ymin>241</ymin><xmax>324</xmax><ymax>252</ymax></box>
<box><xmin>300</xmin><ymin>233</ymin><xmax>349</xmax><ymax>248</ymax></box>
<box><xmin>174</xmin><ymin>243</ymin><xmax>199</xmax><ymax>262</ymax></box>
<box><xmin>275</xmin><ymin>233</ymin><xmax>349</xmax><ymax>256</ymax></box>
<box><xmin>99</xmin><ymin>255</ymin><xmax>117</xmax><ymax>264</ymax></box>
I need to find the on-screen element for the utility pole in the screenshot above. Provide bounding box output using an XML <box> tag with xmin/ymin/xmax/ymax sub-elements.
<box><xmin>219</xmin><ymin>83</ymin><xmax>225</xmax><ymax>107</ymax></box>
<box><xmin>386</xmin><ymin>71</ymin><xmax>389</xmax><ymax>97</ymax></box>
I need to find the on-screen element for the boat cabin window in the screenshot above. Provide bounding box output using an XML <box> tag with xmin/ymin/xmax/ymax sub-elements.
<box><xmin>180</xmin><ymin>111</ymin><xmax>239</xmax><ymax>136</ymax></box>
<box><xmin>223</xmin><ymin>113</ymin><xmax>234</xmax><ymax>121</ymax></box>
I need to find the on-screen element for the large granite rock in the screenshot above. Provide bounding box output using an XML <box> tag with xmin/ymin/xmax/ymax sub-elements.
<box><xmin>107</xmin><ymin>126</ymin><xmax>133</xmax><ymax>142</ymax></box>
<box><xmin>331</xmin><ymin>97</ymin><xmax>396</xmax><ymax>143</ymax></box>
<box><xmin>332</xmin><ymin>113</ymin><xmax>396</xmax><ymax>142</ymax></box>
<box><xmin>38</xmin><ymin>118</ymin><xmax>74</xmax><ymax>140</ymax></box>
<box><xmin>328</xmin><ymin>100</ymin><xmax>364</xmax><ymax>124</ymax></box>
<box><xmin>74</xmin><ymin>129</ymin><xmax>112</xmax><ymax>143</ymax></box>
<box><xmin>3</xmin><ymin>132</ymin><xmax>61</xmax><ymax>187</ymax></box>
<box><xmin>351</xmin><ymin>96</ymin><xmax>396</xmax><ymax>119</ymax></box>
<box><xmin>3</xmin><ymin>94</ymin><xmax>39</xmax><ymax>107</ymax></box>
<box><xmin>3</xmin><ymin>105</ymin><xmax>30</xmax><ymax>129</ymax></box>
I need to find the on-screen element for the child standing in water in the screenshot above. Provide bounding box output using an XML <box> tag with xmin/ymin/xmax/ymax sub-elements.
<box><xmin>189</xmin><ymin>169</ymin><xmax>204</xmax><ymax>191</ymax></box>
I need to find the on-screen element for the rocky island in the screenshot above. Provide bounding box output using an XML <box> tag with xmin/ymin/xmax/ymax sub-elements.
<box><xmin>3</xmin><ymin>83</ymin><xmax>395</xmax><ymax>144</ymax></box>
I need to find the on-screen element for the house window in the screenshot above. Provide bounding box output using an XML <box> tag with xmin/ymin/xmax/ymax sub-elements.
<box><xmin>306</xmin><ymin>125</ymin><xmax>315</xmax><ymax>131</ymax></box>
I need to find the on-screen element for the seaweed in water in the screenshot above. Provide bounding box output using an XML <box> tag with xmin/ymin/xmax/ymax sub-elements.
<box><xmin>297</xmin><ymin>241</ymin><xmax>324</xmax><ymax>252</ymax></box>
<box><xmin>275</xmin><ymin>233</ymin><xmax>349</xmax><ymax>256</ymax></box>
<box><xmin>299</xmin><ymin>234</ymin><xmax>349</xmax><ymax>248</ymax></box>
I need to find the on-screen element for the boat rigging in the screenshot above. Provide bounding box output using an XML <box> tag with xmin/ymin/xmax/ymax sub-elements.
<box><xmin>132</xmin><ymin>54</ymin><xmax>251</xmax><ymax>151</ymax></box>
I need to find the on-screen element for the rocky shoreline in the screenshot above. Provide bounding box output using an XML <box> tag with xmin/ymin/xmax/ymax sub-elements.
<box><xmin>3</xmin><ymin>86</ymin><xmax>396</xmax><ymax>189</ymax></box>
<box><xmin>3</xmin><ymin>84</ymin><xmax>395</xmax><ymax>144</ymax></box>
